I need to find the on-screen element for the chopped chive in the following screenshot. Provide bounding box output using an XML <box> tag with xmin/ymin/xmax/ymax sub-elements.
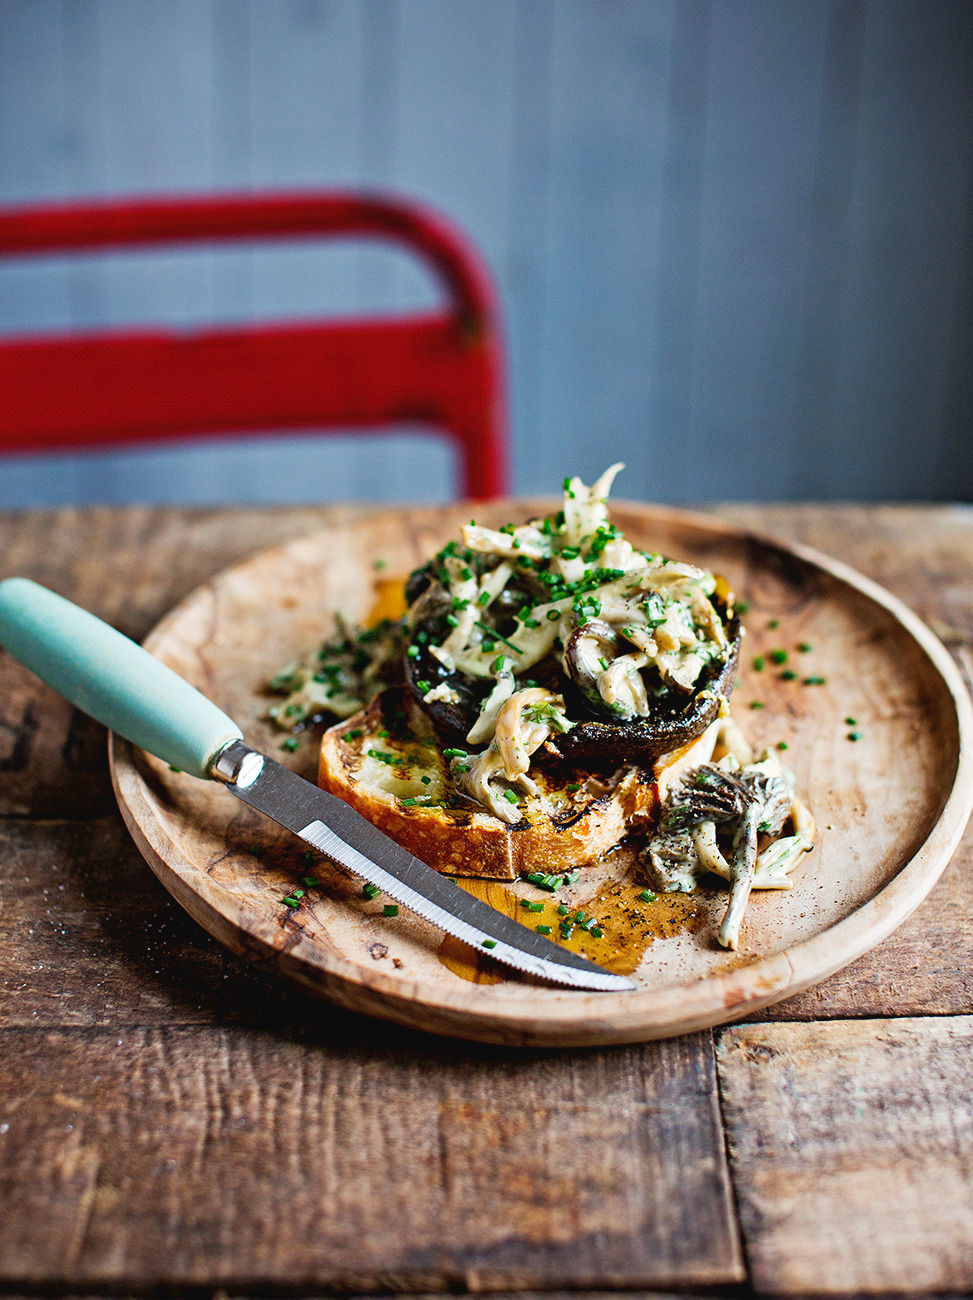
<box><xmin>526</xmin><ymin>871</ymin><xmax>546</xmax><ymax>885</ymax></box>
<box><xmin>476</xmin><ymin>591</ymin><xmax>490</xmax><ymax>607</ymax></box>
<box><xmin>420</xmin><ymin>774</ymin><xmax>431</xmax><ymax>785</ymax></box>
<box><xmin>416</xmin><ymin>679</ymin><xmax>431</xmax><ymax>692</ymax></box>
<box><xmin>564</xmin><ymin>870</ymin><xmax>580</xmax><ymax>885</ymax></box>
<box><xmin>799</xmin><ymin>642</ymin><xmax>813</xmax><ymax>653</ymax></box>
<box><xmin>474</xmin><ymin>621</ymin><xmax>522</xmax><ymax>654</ymax></box>
<box><xmin>503</xmin><ymin>789</ymin><xmax>519</xmax><ymax>804</ymax></box>
<box><xmin>536</xmin><ymin>924</ymin><xmax>553</xmax><ymax>935</ymax></box>
<box><xmin>589</xmin><ymin>926</ymin><xmax>603</xmax><ymax>938</ymax></box>
<box><xmin>362</xmin><ymin>883</ymin><xmax>381</xmax><ymax>900</ymax></box>
<box><xmin>302</xmin><ymin>876</ymin><xmax>319</xmax><ymax>887</ymax></box>
<box><xmin>557</xmin><ymin>903</ymin><xmax>570</xmax><ymax>916</ymax></box>
<box><xmin>400</xmin><ymin>797</ymin><xmax>419</xmax><ymax>806</ymax></box>
<box><xmin>780</xmin><ymin>669</ymin><xmax>798</xmax><ymax>681</ymax></box>
<box><xmin>343</xmin><ymin>728</ymin><xmax>363</xmax><ymax>741</ymax></box>
<box><xmin>770</xmin><ymin>648</ymin><xmax>788</xmax><ymax>664</ymax></box>
<box><xmin>383</xmin><ymin>904</ymin><xmax>399</xmax><ymax>917</ymax></box>
<box><xmin>282</xmin><ymin>895</ymin><xmax>301</xmax><ymax>909</ymax></box>
<box><xmin>373</xmin><ymin>557</ymin><xmax>387</xmax><ymax>570</ymax></box>
<box><xmin>303</xmin><ymin>850</ymin><xmax>315</xmax><ymax>862</ymax></box>
<box><xmin>776</xmin><ymin>741</ymin><xmax>789</xmax><ymax>751</ymax></box>
<box><xmin>749</xmin><ymin>700</ymin><xmax>765</xmax><ymax>709</ymax></box>
<box><xmin>281</xmin><ymin>737</ymin><xmax>299</xmax><ymax>752</ymax></box>
<box><xmin>752</xmin><ymin>656</ymin><xmax>765</xmax><ymax>672</ymax></box>
<box><xmin>482</xmin><ymin>938</ymin><xmax>497</xmax><ymax>949</ymax></box>
<box><xmin>735</xmin><ymin>600</ymin><xmax>750</xmax><ymax>614</ymax></box>
<box><xmin>546</xmin><ymin>609</ymin><xmax>561</xmax><ymax>621</ymax></box>
<box><xmin>804</xmin><ymin>675</ymin><xmax>827</xmax><ymax>686</ymax></box>
<box><xmin>520</xmin><ymin>900</ymin><xmax>544</xmax><ymax>913</ymax></box>
<box><xmin>638</xmin><ymin>889</ymin><xmax>657</xmax><ymax>903</ymax></box>
<box><xmin>768</xmin><ymin>619</ymin><xmax>779</xmax><ymax>629</ymax></box>
<box><xmin>845</xmin><ymin>716</ymin><xmax>857</xmax><ymax>726</ymax></box>
<box><xmin>443</xmin><ymin>747</ymin><xmax>468</xmax><ymax>759</ymax></box>
<box><xmin>566</xmin><ymin>782</ymin><xmax>581</xmax><ymax>793</ymax></box>
<box><xmin>847</xmin><ymin>731</ymin><xmax>862</xmax><ymax>741</ymax></box>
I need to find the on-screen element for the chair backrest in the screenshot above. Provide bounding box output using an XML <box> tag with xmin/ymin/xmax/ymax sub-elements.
<box><xmin>0</xmin><ymin>191</ymin><xmax>508</xmax><ymax>499</ymax></box>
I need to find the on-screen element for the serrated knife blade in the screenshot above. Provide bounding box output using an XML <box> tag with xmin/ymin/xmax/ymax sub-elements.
<box><xmin>213</xmin><ymin>740</ymin><xmax>636</xmax><ymax>992</ymax></box>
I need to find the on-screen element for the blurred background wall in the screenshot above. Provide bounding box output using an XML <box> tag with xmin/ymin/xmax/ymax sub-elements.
<box><xmin>1</xmin><ymin>0</ymin><xmax>971</xmax><ymax>508</ymax></box>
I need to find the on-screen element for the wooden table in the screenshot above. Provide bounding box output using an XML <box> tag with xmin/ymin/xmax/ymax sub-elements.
<box><xmin>1</xmin><ymin>502</ymin><xmax>971</xmax><ymax>1298</ymax></box>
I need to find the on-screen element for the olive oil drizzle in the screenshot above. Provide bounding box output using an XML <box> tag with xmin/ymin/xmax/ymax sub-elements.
<box><xmin>437</xmin><ymin>868</ymin><xmax>708</xmax><ymax>984</ymax></box>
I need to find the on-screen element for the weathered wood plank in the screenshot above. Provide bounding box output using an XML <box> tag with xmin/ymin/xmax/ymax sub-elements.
<box><xmin>717</xmin><ymin>1016</ymin><xmax>973</xmax><ymax>1295</ymax></box>
<box><xmin>0</xmin><ymin>1026</ymin><xmax>741</xmax><ymax>1291</ymax></box>
<box><xmin>0</xmin><ymin>816</ymin><xmax>309</xmax><ymax>1030</ymax></box>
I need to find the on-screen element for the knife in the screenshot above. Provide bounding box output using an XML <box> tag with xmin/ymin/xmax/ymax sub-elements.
<box><xmin>0</xmin><ymin>578</ymin><xmax>635</xmax><ymax>993</ymax></box>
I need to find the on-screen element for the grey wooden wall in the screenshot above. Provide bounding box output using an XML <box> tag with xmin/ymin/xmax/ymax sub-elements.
<box><xmin>1</xmin><ymin>0</ymin><xmax>971</xmax><ymax>508</ymax></box>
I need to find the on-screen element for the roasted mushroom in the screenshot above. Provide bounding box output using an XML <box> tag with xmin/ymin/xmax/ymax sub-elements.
<box><xmin>564</xmin><ymin>620</ymin><xmax>621</xmax><ymax>713</ymax></box>
<box><xmin>547</xmin><ymin>608</ymin><xmax>740</xmax><ymax>764</ymax></box>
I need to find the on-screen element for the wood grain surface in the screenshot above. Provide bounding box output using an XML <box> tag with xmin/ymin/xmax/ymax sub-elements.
<box><xmin>717</xmin><ymin>1017</ymin><xmax>973</xmax><ymax>1295</ymax></box>
<box><xmin>0</xmin><ymin>1027</ymin><xmax>740</xmax><ymax>1291</ymax></box>
<box><xmin>1</xmin><ymin>502</ymin><xmax>972</xmax><ymax>1300</ymax></box>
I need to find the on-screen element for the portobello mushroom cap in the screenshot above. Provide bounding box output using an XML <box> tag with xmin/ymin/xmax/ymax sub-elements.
<box><xmin>405</xmin><ymin>587</ymin><xmax>742</xmax><ymax>765</ymax></box>
<box><xmin>546</xmin><ymin>614</ymin><xmax>741</xmax><ymax>763</ymax></box>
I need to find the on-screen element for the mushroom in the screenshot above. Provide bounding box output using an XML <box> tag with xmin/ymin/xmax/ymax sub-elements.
<box><xmin>642</xmin><ymin>829</ymin><xmax>700</xmax><ymax>893</ymax></box>
<box><xmin>494</xmin><ymin>688</ymin><xmax>571</xmax><ymax>780</ymax></box>
<box><xmin>717</xmin><ymin>768</ymin><xmax>793</xmax><ymax>950</ymax></box>
<box><xmin>564</xmin><ymin>620</ymin><xmax>619</xmax><ymax>714</ymax></box>
<box><xmin>641</xmin><ymin>756</ymin><xmax>802</xmax><ymax>950</ymax></box>
<box><xmin>547</xmin><ymin>612</ymin><xmax>741</xmax><ymax>764</ymax></box>
<box><xmin>663</xmin><ymin>765</ymin><xmax>752</xmax><ymax>831</ymax></box>
<box><xmin>598</xmin><ymin>654</ymin><xmax>651</xmax><ymax>720</ymax></box>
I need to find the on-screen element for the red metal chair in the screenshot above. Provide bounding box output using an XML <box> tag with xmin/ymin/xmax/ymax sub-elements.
<box><xmin>0</xmin><ymin>192</ymin><xmax>508</xmax><ymax>499</ymax></box>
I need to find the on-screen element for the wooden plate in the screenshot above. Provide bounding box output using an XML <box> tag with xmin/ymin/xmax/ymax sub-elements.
<box><xmin>110</xmin><ymin>502</ymin><xmax>973</xmax><ymax>1046</ymax></box>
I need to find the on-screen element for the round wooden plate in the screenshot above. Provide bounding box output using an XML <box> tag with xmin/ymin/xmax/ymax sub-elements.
<box><xmin>110</xmin><ymin>501</ymin><xmax>973</xmax><ymax>1046</ymax></box>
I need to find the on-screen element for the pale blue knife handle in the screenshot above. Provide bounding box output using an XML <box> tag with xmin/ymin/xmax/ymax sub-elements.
<box><xmin>0</xmin><ymin>577</ymin><xmax>242</xmax><ymax>779</ymax></box>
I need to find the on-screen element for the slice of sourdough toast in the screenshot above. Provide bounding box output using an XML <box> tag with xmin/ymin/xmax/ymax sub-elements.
<box><xmin>317</xmin><ymin>686</ymin><xmax>718</xmax><ymax>880</ymax></box>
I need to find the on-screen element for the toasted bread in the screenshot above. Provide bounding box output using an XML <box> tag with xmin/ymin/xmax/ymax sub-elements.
<box><xmin>317</xmin><ymin>686</ymin><xmax>718</xmax><ymax>880</ymax></box>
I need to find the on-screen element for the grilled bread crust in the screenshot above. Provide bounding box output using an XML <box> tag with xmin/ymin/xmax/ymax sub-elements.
<box><xmin>317</xmin><ymin>686</ymin><xmax>718</xmax><ymax>880</ymax></box>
